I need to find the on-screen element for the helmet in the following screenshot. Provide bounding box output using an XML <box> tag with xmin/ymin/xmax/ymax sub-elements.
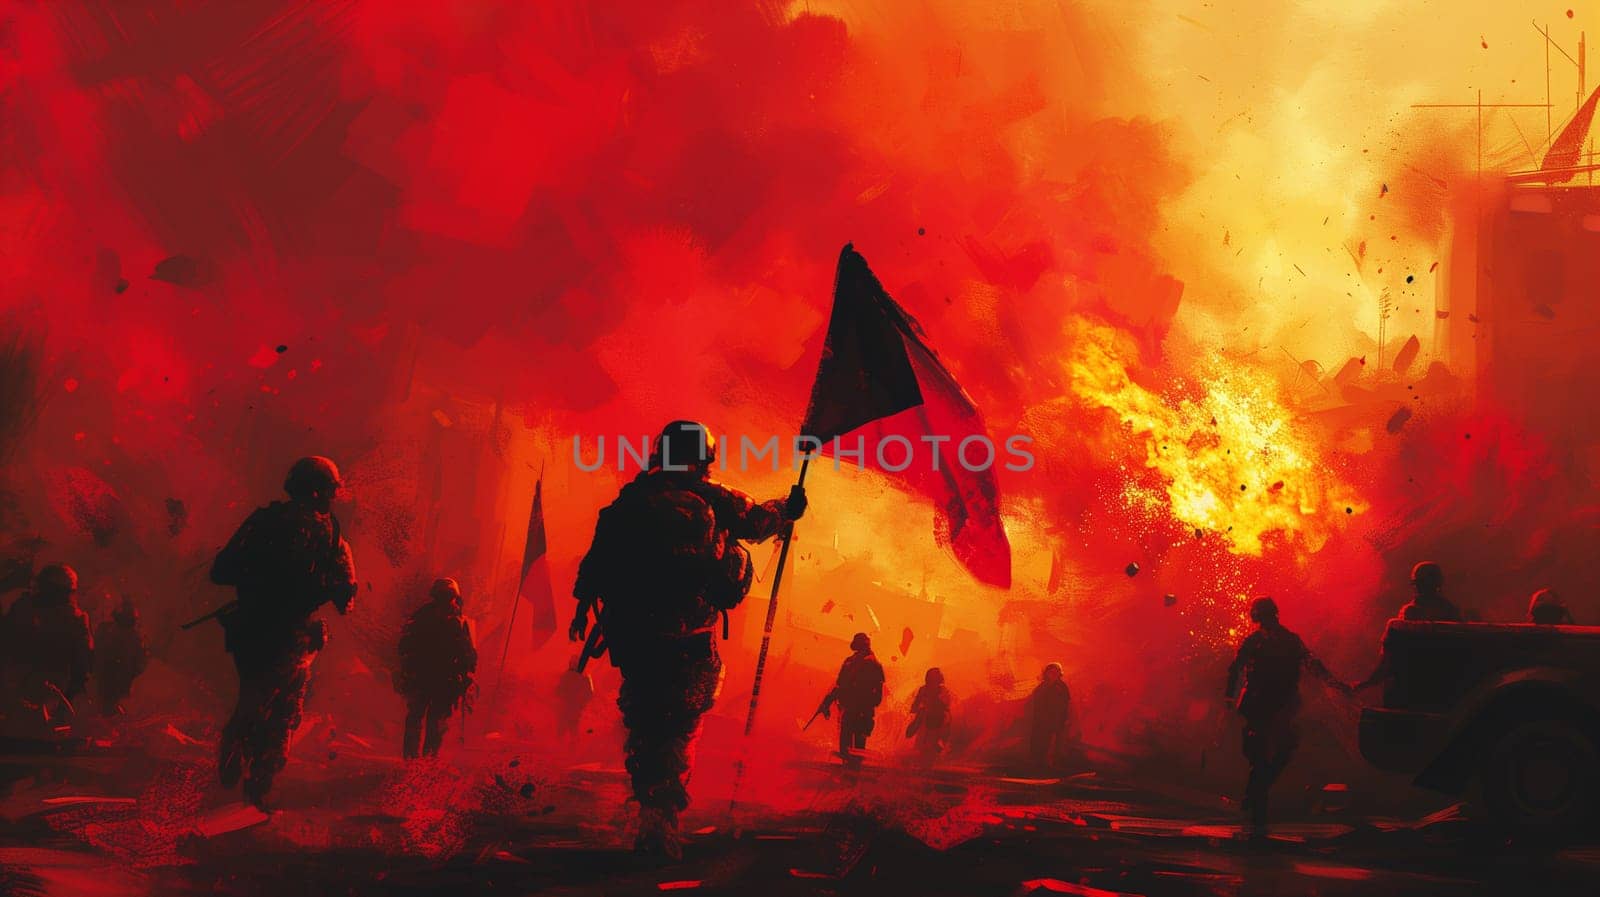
<box><xmin>1529</xmin><ymin>588</ymin><xmax>1571</xmax><ymax>625</ymax></box>
<box><xmin>654</xmin><ymin>420</ymin><xmax>716</xmax><ymax>470</ymax></box>
<box><xmin>1248</xmin><ymin>596</ymin><xmax>1279</xmax><ymax>623</ymax></box>
<box><xmin>284</xmin><ymin>456</ymin><xmax>342</xmax><ymax>500</ymax></box>
<box><xmin>430</xmin><ymin>577</ymin><xmax>462</xmax><ymax>604</ymax></box>
<box><xmin>925</xmin><ymin>668</ymin><xmax>944</xmax><ymax>685</ymax></box>
<box><xmin>850</xmin><ymin>632</ymin><xmax>870</xmax><ymax>652</ymax></box>
<box><xmin>35</xmin><ymin>563</ymin><xmax>78</xmax><ymax>597</ymax></box>
<box><xmin>1410</xmin><ymin>561</ymin><xmax>1443</xmax><ymax>592</ymax></box>
<box><xmin>1042</xmin><ymin>662</ymin><xmax>1064</xmax><ymax>682</ymax></box>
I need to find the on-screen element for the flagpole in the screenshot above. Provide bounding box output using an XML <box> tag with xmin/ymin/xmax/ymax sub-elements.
<box><xmin>485</xmin><ymin>461</ymin><xmax>544</xmax><ymax>738</ymax></box>
<box><xmin>726</xmin><ymin>455</ymin><xmax>810</xmax><ymax>822</ymax></box>
<box><xmin>742</xmin><ymin>457</ymin><xmax>810</xmax><ymax>736</ymax></box>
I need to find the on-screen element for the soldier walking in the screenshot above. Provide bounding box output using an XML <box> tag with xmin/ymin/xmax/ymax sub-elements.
<box><xmin>1225</xmin><ymin>597</ymin><xmax>1351</xmax><ymax>838</ymax></box>
<box><xmin>1027</xmin><ymin>662</ymin><xmax>1072</xmax><ymax>770</ymax></box>
<box><xmin>570</xmin><ymin>420</ymin><xmax>805</xmax><ymax>860</ymax></box>
<box><xmin>907</xmin><ymin>667</ymin><xmax>952</xmax><ymax>761</ymax></box>
<box><xmin>819</xmin><ymin>632</ymin><xmax>885</xmax><ymax>766</ymax></box>
<box><xmin>208</xmin><ymin>457</ymin><xmax>357</xmax><ymax>812</ymax></box>
<box><xmin>396</xmin><ymin>578</ymin><xmax>477</xmax><ymax>759</ymax></box>
<box><xmin>92</xmin><ymin>595</ymin><xmax>149</xmax><ymax>716</ymax></box>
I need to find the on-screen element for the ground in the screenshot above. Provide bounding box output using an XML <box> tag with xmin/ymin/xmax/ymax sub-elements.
<box><xmin>3</xmin><ymin>722</ymin><xmax>1598</xmax><ymax>897</ymax></box>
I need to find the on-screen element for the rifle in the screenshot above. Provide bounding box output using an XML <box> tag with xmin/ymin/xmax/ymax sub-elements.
<box><xmin>576</xmin><ymin>622</ymin><xmax>606</xmax><ymax>673</ymax></box>
<box><xmin>802</xmin><ymin>689</ymin><xmax>835</xmax><ymax>732</ymax></box>
<box><xmin>571</xmin><ymin>594</ymin><xmax>608</xmax><ymax>673</ymax></box>
<box><xmin>181</xmin><ymin>600</ymin><xmax>239</xmax><ymax>631</ymax></box>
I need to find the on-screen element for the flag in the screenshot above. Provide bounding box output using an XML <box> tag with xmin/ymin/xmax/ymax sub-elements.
<box><xmin>800</xmin><ymin>244</ymin><xmax>1012</xmax><ymax>587</ymax></box>
<box><xmin>1543</xmin><ymin>86</ymin><xmax>1600</xmax><ymax>182</ymax></box>
<box><xmin>519</xmin><ymin>478</ymin><xmax>557</xmax><ymax>647</ymax></box>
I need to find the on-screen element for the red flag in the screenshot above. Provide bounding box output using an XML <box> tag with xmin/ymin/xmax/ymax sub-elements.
<box><xmin>1543</xmin><ymin>86</ymin><xmax>1600</xmax><ymax>182</ymax></box>
<box><xmin>801</xmin><ymin>244</ymin><xmax>1012</xmax><ymax>587</ymax></box>
<box><xmin>519</xmin><ymin>478</ymin><xmax>557</xmax><ymax>647</ymax></box>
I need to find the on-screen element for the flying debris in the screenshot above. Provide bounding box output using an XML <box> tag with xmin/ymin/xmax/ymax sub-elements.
<box><xmin>1392</xmin><ymin>335</ymin><xmax>1421</xmax><ymax>374</ymax></box>
<box><xmin>1124</xmin><ymin>562</ymin><xmax>1140</xmax><ymax>578</ymax></box>
<box><xmin>1386</xmin><ymin>407</ymin><xmax>1413</xmax><ymax>434</ymax></box>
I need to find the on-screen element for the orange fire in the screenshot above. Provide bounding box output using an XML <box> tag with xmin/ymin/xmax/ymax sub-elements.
<box><xmin>1066</xmin><ymin>319</ymin><xmax>1366</xmax><ymax>558</ymax></box>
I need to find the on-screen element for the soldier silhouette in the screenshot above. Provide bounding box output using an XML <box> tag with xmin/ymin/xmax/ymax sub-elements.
<box><xmin>2</xmin><ymin>564</ymin><xmax>92</xmax><ymax>728</ymax></box>
<box><xmin>396</xmin><ymin>578</ymin><xmax>477</xmax><ymax>759</ymax></box>
<box><xmin>209</xmin><ymin>457</ymin><xmax>356</xmax><ymax>811</ymax></box>
<box><xmin>1225</xmin><ymin>597</ymin><xmax>1351</xmax><ymax>838</ymax></box>
<box><xmin>1528</xmin><ymin>588</ymin><xmax>1574</xmax><ymax>625</ymax></box>
<box><xmin>92</xmin><ymin>595</ymin><xmax>149</xmax><ymax>716</ymax></box>
<box><xmin>907</xmin><ymin>667</ymin><xmax>952</xmax><ymax>761</ymax></box>
<box><xmin>1397</xmin><ymin>561</ymin><xmax>1461</xmax><ymax>622</ymax></box>
<box><xmin>820</xmin><ymin>632</ymin><xmax>886</xmax><ymax>767</ymax></box>
<box><xmin>1355</xmin><ymin>561</ymin><xmax>1463</xmax><ymax>694</ymax></box>
<box><xmin>1027</xmin><ymin>662</ymin><xmax>1072</xmax><ymax>770</ymax></box>
<box><xmin>570</xmin><ymin>420</ymin><xmax>805</xmax><ymax>860</ymax></box>
<box><xmin>555</xmin><ymin>656</ymin><xmax>594</xmax><ymax>739</ymax></box>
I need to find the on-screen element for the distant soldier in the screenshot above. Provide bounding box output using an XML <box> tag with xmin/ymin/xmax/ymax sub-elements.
<box><xmin>1355</xmin><ymin>561</ymin><xmax>1464</xmax><ymax>695</ymax></box>
<box><xmin>209</xmin><ymin>456</ymin><xmax>357</xmax><ymax>811</ymax></box>
<box><xmin>1027</xmin><ymin>662</ymin><xmax>1073</xmax><ymax>769</ymax></box>
<box><xmin>2</xmin><ymin>564</ymin><xmax>92</xmax><ymax>724</ymax></box>
<box><xmin>1528</xmin><ymin>588</ymin><xmax>1574</xmax><ymax>625</ymax></box>
<box><xmin>397</xmin><ymin>578</ymin><xmax>477</xmax><ymax>759</ymax></box>
<box><xmin>819</xmin><ymin>633</ymin><xmax>886</xmax><ymax>766</ymax></box>
<box><xmin>92</xmin><ymin>595</ymin><xmax>149</xmax><ymax>716</ymax></box>
<box><xmin>1397</xmin><ymin>561</ymin><xmax>1461</xmax><ymax>622</ymax></box>
<box><xmin>570</xmin><ymin>420</ymin><xmax>805</xmax><ymax>860</ymax></box>
<box><xmin>555</xmin><ymin>656</ymin><xmax>595</xmax><ymax>738</ymax></box>
<box><xmin>907</xmin><ymin>667</ymin><xmax>952</xmax><ymax>761</ymax></box>
<box><xmin>1225</xmin><ymin>597</ymin><xmax>1351</xmax><ymax>837</ymax></box>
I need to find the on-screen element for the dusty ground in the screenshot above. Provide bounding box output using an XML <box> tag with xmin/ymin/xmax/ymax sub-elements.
<box><xmin>2</xmin><ymin>723</ymin><xmax>1597</xmax><ymax>897</ymax></box>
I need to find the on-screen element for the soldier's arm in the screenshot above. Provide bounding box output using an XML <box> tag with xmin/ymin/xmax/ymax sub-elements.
<box><xmin>1353</xmin><ymin>647</ymin><xmax>1390</xmax><ymax>693</ymax></box>
<box><xmin>707</xmin><ymin>484</ymin><xmax>789</xmax><ymax>543</ymax></box>
<box><xmin>461</xmin><ymin>621</ymin><xmax>479</xmax><ymax>677</ymax></box>
<box><xmin>1301</xmin><ymin>641</ymin><xmax>1352</xmax><ymax>694</ymax></box>
<box><xmin>325</xmin><ymin>537</ymin><xmax>358</xmax><ymax>613</ymax></box>
<box><xmin>572</xmin><ymin>508</ymin><xmax>615</xmax><ymax>603</ymax></box>
<box><xmin>571</xmin><ymin>504</ymin><xmax>621</xmax><ymax>638</ymax></box>
<box><xmin>821</xmin><ymin>660</ymin><xmax>848</xmax><ymax>711</ymax></box>
<box><xmin>210</xmin><ymin>511</ymin><xmax>264</xmax><ymax>586</ymax></box>
<box><xmin>1225</xmin><ymin>638</ymin><xmax>1250</xmax><ymax>699</ymax></box>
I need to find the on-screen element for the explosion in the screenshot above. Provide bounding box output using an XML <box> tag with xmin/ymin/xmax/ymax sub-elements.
<box><xmin>1066</xmin><ymin>319</ymin><xmax>1364</xmax><ymax>559</ymax></box>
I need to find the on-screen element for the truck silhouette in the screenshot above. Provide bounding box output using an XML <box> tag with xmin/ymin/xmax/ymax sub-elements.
<box><xmin>1359</xmin><ymin>620</ymin><xmax>1600</xmax><ymax>827</ymax></box>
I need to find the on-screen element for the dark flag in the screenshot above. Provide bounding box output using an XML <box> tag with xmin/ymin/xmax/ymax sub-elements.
<box><xmin>800</xmin><ymin>244</ymin><xmax>1012</xmax><ymax>587</ymax></box>
<box><xmin>519</xmin><ymin>478</ymin><xmax>557</xmax><ymax>647</ymax></box>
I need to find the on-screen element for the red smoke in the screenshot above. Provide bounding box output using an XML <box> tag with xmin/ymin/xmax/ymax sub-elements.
<box><xmin>1</xmin><ymin>0</ymin><xmax>1590</xmax><ymax>822</ymax></box>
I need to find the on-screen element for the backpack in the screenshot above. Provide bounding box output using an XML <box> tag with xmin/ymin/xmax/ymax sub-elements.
<box><xmin>607</xmin><ymin>476</ymin><xmax>721</xmax><ymax>603</ymax></box>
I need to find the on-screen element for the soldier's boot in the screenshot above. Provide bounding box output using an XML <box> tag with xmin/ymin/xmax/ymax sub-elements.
<box><xmin>634</xmin><ymin>805</ymin><xmax>683</xmax><ymax>862</ymax></box>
